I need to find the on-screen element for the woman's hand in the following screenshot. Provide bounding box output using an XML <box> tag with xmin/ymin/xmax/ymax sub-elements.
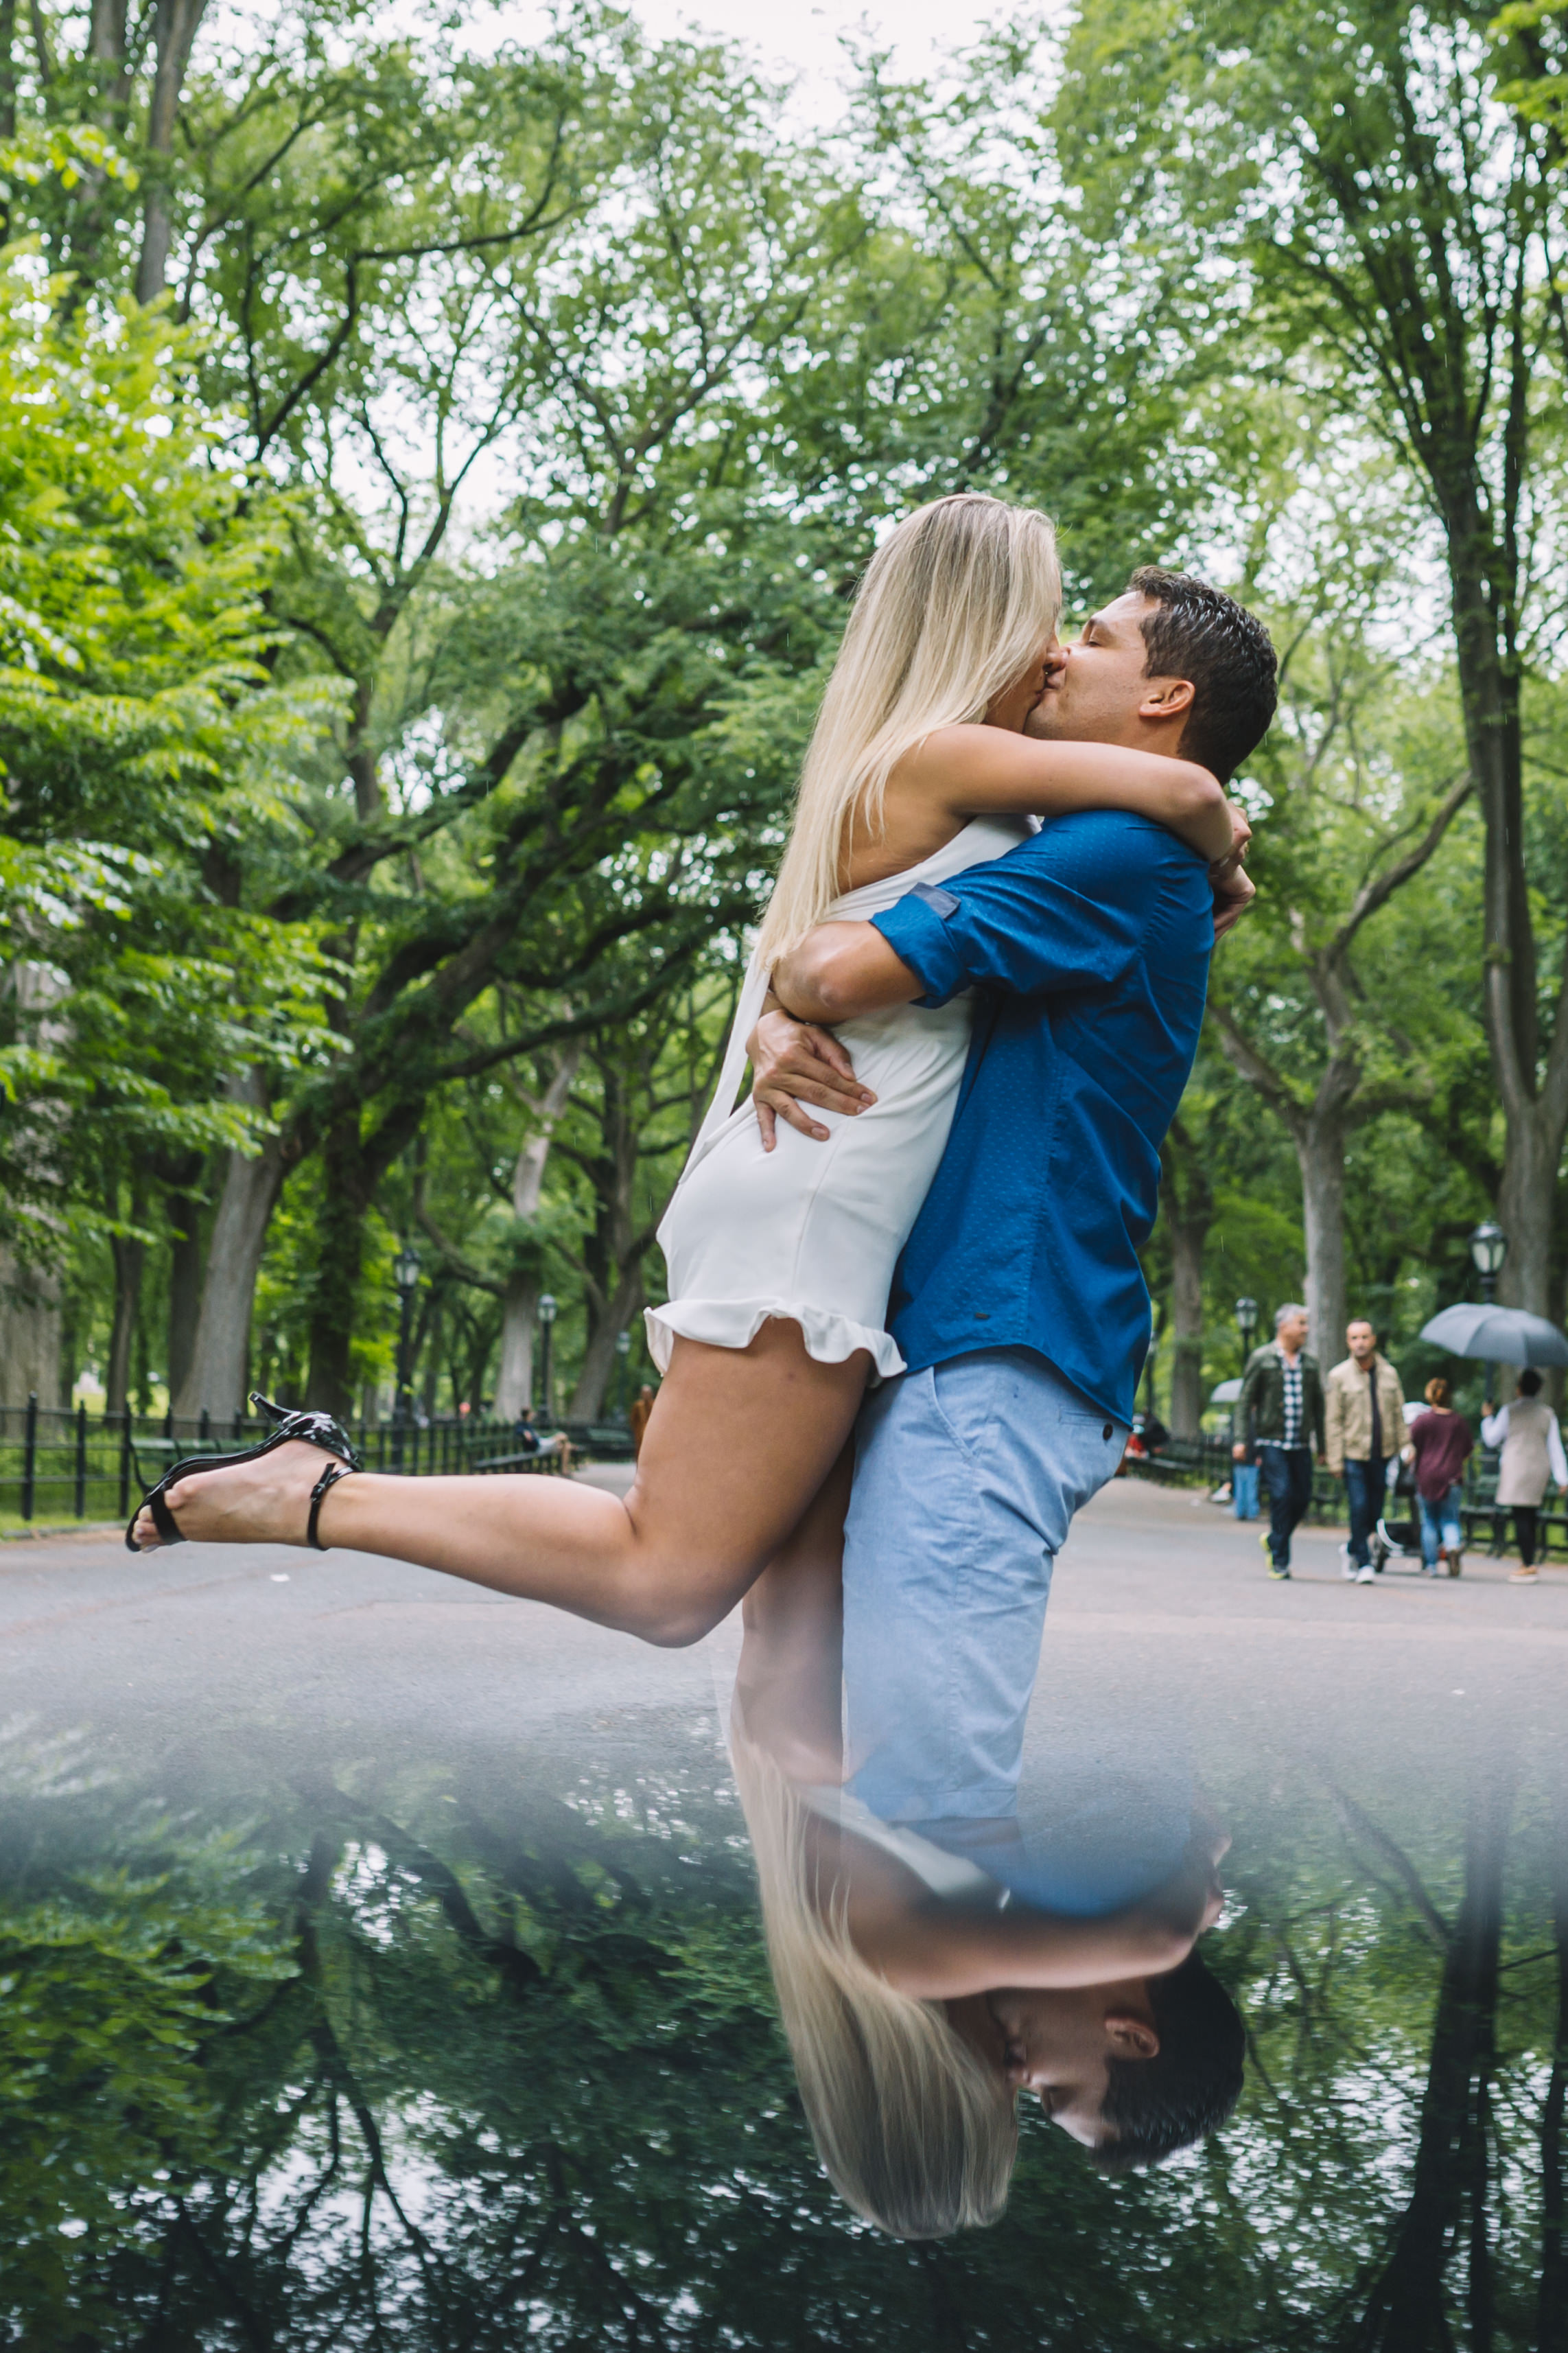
<box><xmin>747</xmin><ymin>1002</ymin><xmax>876</xmax><ymax>1149</ymax></box>
<box><xmin>1210</xmin><ymin>802</ymin><xmax>1254</xmax><ymax>939</ymax></box>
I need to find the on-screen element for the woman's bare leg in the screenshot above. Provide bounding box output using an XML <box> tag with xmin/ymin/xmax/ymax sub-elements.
<box><xmin>131</xmin><ymin>1321</ymin><xmax>868</xmax><ymax>1648</ymax></box>
<box><xmin>733</xmin><ymin>1444</ymin><xmax>851</xmax><ymax>1783</ymax></box>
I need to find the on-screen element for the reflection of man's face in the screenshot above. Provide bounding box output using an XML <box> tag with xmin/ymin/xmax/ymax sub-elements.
<box><xmin>945</xmin><ymin>1981</ymin><xmax>1159</xmax><ymax>2149</ymax></box>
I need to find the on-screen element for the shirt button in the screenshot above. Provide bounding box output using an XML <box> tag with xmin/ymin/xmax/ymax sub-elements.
<box><xmin>1103</xmin><ymin>1423</ymin><xmax>1113</xmax><ymax>1441</ymax></box>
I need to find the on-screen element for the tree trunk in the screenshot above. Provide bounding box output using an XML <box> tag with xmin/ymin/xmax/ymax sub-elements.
<box><xmin>133</xmin><ymin>0</ymin><xmax>207</xmax><ymax>303</ymax></box>
<box><xmin>0</xmin><ymin>0</ymin><xmax>17</xmax><ymax>143</ymax></box>
<box><xmin>1540</xmin><ymin>1793</ymin><xmax>1568</xmax><ymax>2353</ymax></box>
<box><xmin>570</xmin><ymin>1265</ymin><xmax>647</xmax><ymax>1419</ymax></box>
<box><xmin>173</xmin><ymin>1076</ymin><xmax>288</xmax><ymax>1422</ymax></box>
<box><xmin>1167</xmin><ymin>1212</ymin><xmax>1209</xmax><ymax>1439</ymax></box>
<box><xmin>106</xmin><ymin>1172</ymin><xmax>149</xmax><ymax>1417</ymax></box>
<box><xmin>303</xmin><ymin>1113</ymin><xmax>371</xmax><ymax>1421</ymax></box>
<box><xmin>1160</xmin><ymin>1116</ymin><xmax>1215</xmax><ymax>1440</ymax></box>
<box><xmin>492</xmin><ymin>1270</ymin><xmax>539</xmax><ymax>1423</ymax></box>
<box><xmin>0</xmin><ymin>1247</ymin><xmax>62</xmax><ymax>1404</ymax></box>
<box><xmin>1297</xmin><ymin>1113</ymin><xmax>1348</xmax><ymax>1373</ymax></box>
<box><xmin>164</xmin><ymin>1166</ymin><xmax>205</xmax><ymax>1409</ymax></box>
<box><xmin>1497</xmin><ymin>1100</ymin><xmax>1558</xmax><ymax>1320</ymax></box>
<box><xmin>1450</xmin><ymin>557</ymin><xmax>1568</xmax><ymax>1320</ymax></box>
<box><xmin>1350</xmin><ymin>1777</ymin><xmax>1509</xmax><ymax>2351</ymax></box>
<box><xmin>492</xmin><ymin>1051</ymin><xmax>579</xmax><ymax>1422</ymax></box>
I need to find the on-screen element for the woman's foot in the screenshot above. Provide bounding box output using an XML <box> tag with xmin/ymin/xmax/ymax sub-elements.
<box><xmin>1509</xmin><ymin>1565</ymin><xmax>1538</xmax><ymax>1584</ymax></box>
<box><xmin>130</xmin><ymin>1440</ymin><xmax>342</xmax><ymax>1553</ymax></box>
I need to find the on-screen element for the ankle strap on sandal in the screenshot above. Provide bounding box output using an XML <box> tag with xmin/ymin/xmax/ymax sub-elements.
<box><xmin>307</xmin><ymin>1461</ymin><xmax>354</xmax><ymax>1552</ymax></box>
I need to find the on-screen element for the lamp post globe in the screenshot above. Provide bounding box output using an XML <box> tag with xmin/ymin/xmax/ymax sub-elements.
<box><xmin>537</xmin><ymin>1293</ymin><xmax>559</xmax><ymax>1419</ymax></box>
<box><xmin>1468</xmin><ymin>1220</ymin><xmax>1507</xmax><ymax>1304</ymax></box>
<box><xmin>1234</xmin><ymin>1296</ymin><xmax>1259</xmax><ymax>1374</ymax></box>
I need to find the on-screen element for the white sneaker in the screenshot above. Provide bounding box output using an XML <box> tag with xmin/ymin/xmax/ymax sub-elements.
<box><xmin>1356</xmin><ymin>1564</ymin><xmax>1375</xmax><ymax>1584</ymax></box>
<box><xmin>1339</xmin><ymin>1545</ymin><xmax>1357</xmax><ymax>1580</ymax></box>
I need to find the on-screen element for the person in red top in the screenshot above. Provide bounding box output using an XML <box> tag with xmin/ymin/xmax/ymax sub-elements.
<box><xmin>1403</xmin><ymin>1376</ymin><xmax>1473</xmax><ymax>1577</ymax></box>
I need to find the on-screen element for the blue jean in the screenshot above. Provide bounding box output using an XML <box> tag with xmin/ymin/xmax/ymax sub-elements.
<box><xmin>841</xmin><ymin>1349</ymin><xmax>1126</xmax><ymax>1825</ymax></box>
<box><xmin>1232</xmin><ymin>1461</ymin><xmax>1260</xmax><ymax>1519</ymax></box>
<box><xmin>1259</xmin><ymin>1443</ymin><xmax>1314</xmax><ymax>1568</ymax></box>
<box><xmin>1418</xmin><ymin>1483</ymin><xmax>1464</xmax><ymax>1569</ymax></box>
<box><xmin>1343</xmin><ymin>1456</ymin><xmax>1388</xmax><ymax>1568</ymax></box>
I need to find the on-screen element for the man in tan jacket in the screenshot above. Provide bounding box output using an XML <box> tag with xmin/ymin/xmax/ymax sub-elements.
<box><xmin>1325</xmin><ymin>1319</ymin><xmax>1406</xmax><ymax>1584</ymax></box>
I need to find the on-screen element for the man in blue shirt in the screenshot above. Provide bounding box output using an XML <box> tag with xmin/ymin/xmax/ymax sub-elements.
<box><xmin>754</xmin><ymin>569</ymin><xmax>1276</xmax><ymax>1822</ymax></box>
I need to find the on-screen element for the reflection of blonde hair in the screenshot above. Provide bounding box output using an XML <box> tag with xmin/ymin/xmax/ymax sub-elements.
<box><xmin>732</xmin><ymin>1730</ymin><xmax>1017</xmax><ymax>2238</ymax></box>
<box><xmin>754</xmin><ymin>494</ymin><xmax>1061</xmax><ymax>962</ymax></box>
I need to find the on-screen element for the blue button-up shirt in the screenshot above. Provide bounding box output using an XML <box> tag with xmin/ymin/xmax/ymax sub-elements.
<box><xmin>870</xmin><ymin>810</ymin><xmax>1213</xmax><ymax>1424</ymax></box>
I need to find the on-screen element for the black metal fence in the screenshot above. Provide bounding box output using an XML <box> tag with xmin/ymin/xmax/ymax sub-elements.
<box><xmin>1</xmin><ymin>1397</ymin><xmax>635</xmax><ymax>1528</ymax></box>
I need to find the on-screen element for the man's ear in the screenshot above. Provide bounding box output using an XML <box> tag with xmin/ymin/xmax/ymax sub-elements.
<box><xmin>1103</xmin><ymin>2011</ymin><xmax>1160</xmax><ymax>2060</ymax></box>
<box><xmin>1138</xmin><ymin>676</ymin><xmax>1195</xmax><ymax>723</ymax></box>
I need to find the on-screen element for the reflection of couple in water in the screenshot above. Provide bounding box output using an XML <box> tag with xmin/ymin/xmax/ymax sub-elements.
<box><xmin>130</xmin><ymin>494</ymin><xmax>1274</xmax><ymax>2229</ymax></box>
<box><xmin>734</xmin><ymin>1546</ymin><xmax>1243</xmax><ymax>2234</ymax></box>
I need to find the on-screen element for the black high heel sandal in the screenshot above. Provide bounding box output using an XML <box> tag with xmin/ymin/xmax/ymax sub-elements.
<box><xmin>125</xmin><ymin>1392</ymin><xmax>363</xmax><ymax>1555</ymax></box>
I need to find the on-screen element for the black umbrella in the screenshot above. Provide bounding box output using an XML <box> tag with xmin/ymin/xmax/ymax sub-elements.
<box><xmin>1418</xmin><ymin>1303</ymin><xmax>1568</xmax><ymax>1368</ymax></box>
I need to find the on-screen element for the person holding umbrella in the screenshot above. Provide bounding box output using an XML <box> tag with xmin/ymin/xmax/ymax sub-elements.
<box><xmin>1479</xmin><ymin>1371</ymin><xmax>1568</xmax><ymax>1584</ymax></box>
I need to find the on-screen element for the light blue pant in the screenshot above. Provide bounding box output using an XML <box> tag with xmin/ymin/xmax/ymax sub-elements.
<box><xmin>1418</xmin><ymin>1483</ymin><xmax>1463</xmax><ymax>1569</ymax></box>
<box><xmin>841</xmin><ymin>1349</ymin><xmax>1126</xmax><ymax>1825</ymax></box>
<box><xmin>1232</xmin><ymin>1461</ymin><xmax>1260</xmax><ymax>1519</ymax></box>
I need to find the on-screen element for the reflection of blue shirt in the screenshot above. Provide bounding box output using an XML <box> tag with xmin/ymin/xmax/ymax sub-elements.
<box><xmin>916</xmin><ymin>1772</ymin><xmax>1193</xmax><ymax>1918</ymax></box>
<box><xmin>871</xmin><ymin>812</ymin><xmax>1212</xmax><ymax>1424</ymax></box>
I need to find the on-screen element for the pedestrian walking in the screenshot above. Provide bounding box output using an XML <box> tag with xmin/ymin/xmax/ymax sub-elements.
<box><xmin>1325</xmin><ymin>1319</ymin><xmax>1406</xmax><ymax>1586</ymax></box>
<box><xmin>1480</xmin><ymin>1370</ymin><xmax>1568</xmax><ymax>1584</ymax></box>
<box><xmin>1234</xmin><ymin>1303</ymin><xmax>1326</xmax><ymax>1581</ymax></box>
<box><xmin>1231</xmin><ymin>1455</ymin><xmax>1260</xmax><ymax>1520</ymax></box>
<box><xmin>628</xmin><ymin>1382</ymin><xmax>657</xmax><ymax>1461</ymax></box>
<box><xmin>1403</xmin><ymin>1376</ymin><xmax>1473</xmax><ymax>1577</ymax></box>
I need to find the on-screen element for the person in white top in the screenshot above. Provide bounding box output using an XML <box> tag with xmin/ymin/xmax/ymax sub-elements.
<box><xmin>1480</xmin><ymin>1368</ymin><xmax>1568</xmax><ymax>1583</ymax></box>
<box><xmin>130</xmin><ymin>495</ymin><xmax>1248</xmax><ymax>1647</ymax></box>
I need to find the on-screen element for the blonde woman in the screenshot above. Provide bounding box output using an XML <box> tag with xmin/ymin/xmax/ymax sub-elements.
<box><xmin>128</xmin><ymin>494</ymin><xmax>1239</xmax><ymax>1638</ymax></box>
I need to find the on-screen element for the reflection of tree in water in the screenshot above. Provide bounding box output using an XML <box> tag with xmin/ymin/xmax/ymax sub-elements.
<box><xmin>5</xmin><ymin>1731</ymin><xmax>1568</xmax><ymax>2349</ymax></box>
<box><xmin>1343</xmin><ymin>1777</ymin><xmax>1508</xmax><ymax>2353</ymax></box>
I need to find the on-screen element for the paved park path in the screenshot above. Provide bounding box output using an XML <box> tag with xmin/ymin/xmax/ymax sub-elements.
<box><xmin>1</xmin><ymin>1469</ymin><xmax>1560</xmax><ymax>1818</ymax></box>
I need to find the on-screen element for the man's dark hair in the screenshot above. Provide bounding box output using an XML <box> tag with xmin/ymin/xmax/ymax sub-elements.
<box><xmin>1127</xmin><ymin>566</ymin><xmax>1278</xmax><ymax>783</ymax></box>
<box><xmin>1519</xmin><ymin>1369</ymin><xmax>1543</xmax><ymax>1397</ymax></box>
<box><xmin>1092</xmin><ymin>1948</ymin><xmax>1245</xmax><ymax>2172</ymax></box>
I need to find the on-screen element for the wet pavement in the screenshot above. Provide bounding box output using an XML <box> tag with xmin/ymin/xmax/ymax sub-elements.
<box><xmin>1</xmin><ymin>1475</ymin><xmax>1564</xmax><ymax>2346</ymax></box>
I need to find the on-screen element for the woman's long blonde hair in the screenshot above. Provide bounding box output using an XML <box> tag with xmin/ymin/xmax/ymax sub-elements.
<box><xmin>732</xmin><ymin>1729</ymin><xmax>1017</xmax><ymax>2239</ymax></box>
<box><xmin>754</xmin><ymin>493</ymin><xmax>1062</xmax><ymax>961</ymax></box>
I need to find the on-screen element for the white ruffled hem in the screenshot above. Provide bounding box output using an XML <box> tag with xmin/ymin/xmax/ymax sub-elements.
<box><xmin>644</xmin><ymin>1298</ymin><xmax>904</xmax><ymax>1384</ymax></box>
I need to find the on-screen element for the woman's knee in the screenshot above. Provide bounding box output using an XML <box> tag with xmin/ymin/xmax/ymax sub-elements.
<box><xmin>635</xmin><ymin>1593</ymin><xmax>729</xmax><ymax>1649</ymax></box>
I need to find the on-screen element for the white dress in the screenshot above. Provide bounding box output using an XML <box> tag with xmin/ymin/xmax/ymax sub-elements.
<box><xmin>646</xmin><ymin>815</ymin><xmax>1033</xmax><ymax>1382</ymax></box>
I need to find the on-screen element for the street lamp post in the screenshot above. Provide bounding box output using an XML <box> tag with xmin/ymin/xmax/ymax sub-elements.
<box><xmin>1468</xmin><ymin>1220</ymin><xmax>1508</xmax><ymax>1425</ymax></box>
<box><xmin>393</xmin><ymin>1242</ymin><xmax>422</xmax><ymax>1473</ymax></box>
<box><xmin>1234</xmin><ymin>1296</ymin><xmax>1259</xmax><ymax>1377</ymax></box>
<box><xmin>613</xmin><ymin>1326</ymin><xmax>631</xmax><ymax>1419</ymax></box>
<box><xmin>537</xmin><ymin>1293</ymin><xmax>558</xmax><ymax>1421</ymax></box>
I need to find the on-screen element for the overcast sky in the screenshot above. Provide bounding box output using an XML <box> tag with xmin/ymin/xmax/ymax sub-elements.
<box><xmin>514</xmin><ymin>0</ymin><xmax>974</xmax><ymax>121</ymax></box>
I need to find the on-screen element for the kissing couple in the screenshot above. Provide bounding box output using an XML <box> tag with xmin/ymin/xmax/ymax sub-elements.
<box><xmin>130</xmin><ymin>493</ymin><xmax>1276</xmax><ymax>2216</ymax></box>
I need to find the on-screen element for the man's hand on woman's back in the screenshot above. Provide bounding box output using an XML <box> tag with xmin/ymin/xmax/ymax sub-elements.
<box><xmin>747</xmin><ymin>1001</ymin><xmax>873</xmax><ymax>1150</ymax></box>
